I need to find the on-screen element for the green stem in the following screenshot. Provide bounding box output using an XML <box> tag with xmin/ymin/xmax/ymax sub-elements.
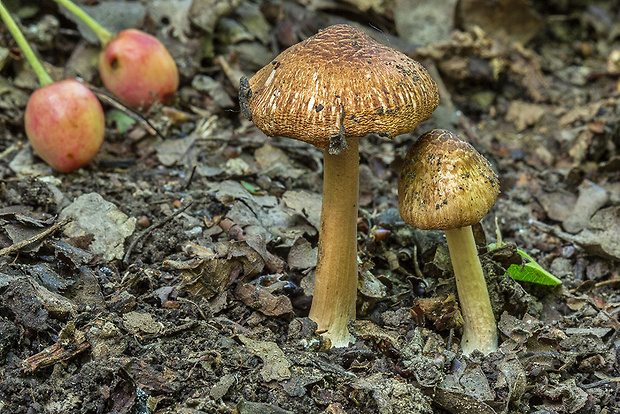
<box><xmin>0</xmin><ymin>0</ymin><xmax>53</xmax><ymax>86</ymax></box>
<box><xmin>53</xmin><ymin>0</ymin><xmax>114</xmax><ymax>46</ymax></box>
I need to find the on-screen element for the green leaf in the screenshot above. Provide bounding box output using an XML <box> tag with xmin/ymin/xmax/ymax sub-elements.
<box><xmin>106</xmin><ymin>110</ymin><xmax>136</xmax><ymax>134</ymax></box>
<box><xmin>509</xmin><ymin>249</ymin><xmax>562</xmax><ymax>285</ymax></box>
<box><xmin>488</xmin><ymin>243</ymin><xmax>562</xmax><ymax>285</ymax></box>
<box><xmin>506</xmin><ymin>261</ymin><xmax>562</xmax><ymax>286</ymax></box>
<box><xmin>241</xmin><ymin>180</ymin><xmax>265</xmax><ymax>196</ymax></box>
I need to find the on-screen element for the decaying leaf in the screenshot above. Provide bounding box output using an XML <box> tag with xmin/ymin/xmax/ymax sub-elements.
<box><xmin>174</xmin><ymin>240</ymin><xmax>264</xmax><ymax>299</ymax></box>
<box><xmin>439</xmin><ymin>362</ymin><xmax>495</xmax><ymax>407</ymax></box>
<box><xmin>573</xmin><ymin>206</ymin><xmax>620</xmax><ymax>261</ymax></box>
<box><xmin>1</xmin><ymin>278</ymin><xmax>76</xmax><ymax>331</ymax></box>
<box><xmin>287</xmin><ymin>237</ymin><xmax>317</xmax><ymax>270</ymax></box>
<box><xmin>433</xmin><ymin>387</ymin><xmax>496</xmax><ymax>414</ymax></box>
<box><xmin>354</xmin><ymin>373</ymin><xmax>434</xmax><ymax>414</ymax></box>
<box><xmin>562</xmin><ymin>180</ymin><xmax>609</xmax><ymax>234</ymax></box>
<box><xmin>351</xmin><ymin>319</ymin><xmax>400</xmax><ymax>348</ymax></box>
<box><xmin>533</xmin><ymin>188</ymin><xmax>577</xmax><ymax>223</ymax></box>
<box><xmin>281</xmin><ymin>190</ymin><xmax>322</xmax><ymax>231</ymax></box>
<box><xmin>235</xmin><ymin>278</ymin><xmax>293</xmax><ymax>316</ymax></box>
<box><xmin>254</xmin><ymin>143</ymin><xmax>305</xmax><ymax>180</ymax></box>
<box><xmin>59</xmin><ymin>193</ymin><xmax>136</xmax><ymax>262</ymax></box>
<box><xmin>412</xmin><ymin>294</ymin><xmax>464</xmax><ymax>331</ymax></box>
<box><xmin>210</xmin><ymin>180</ymin><xmax>315</xmax><ymax>246</ymax></box>
<box><xmin>456</xmin><ymin>0</ymin><xmax>543</xmax><ymax>45</ymax></box>
<box><xmin>238</xmin><ymin>335</ymin><xmax>291</xmax><ymax>382</ymax></box>
<box><xmin>505</xmin><ymin>100</ymin><xmax>546</xmax><ymax>132</ymax></box>
<box><xmin>156</xmin><ymin>134</ymin><xmax>198</xmax><ymax>166</ymax></box>
<box><xmin>122</xmin><ymin>311</ymin><xmax>163</xmax><ymax>336</ymax></box>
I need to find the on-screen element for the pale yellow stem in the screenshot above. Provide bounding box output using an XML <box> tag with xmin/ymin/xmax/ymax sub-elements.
<box><xmin>445</xmin><ymin>226</ymin><xmax>498</xmax><ymax>355</ymax></box>
<box><xmin>308</xmin><ymin>137</ymin><xmax>359</xmax><ymax>347</ymax></box>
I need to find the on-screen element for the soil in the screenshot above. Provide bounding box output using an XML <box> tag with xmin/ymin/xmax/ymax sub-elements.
<box><xmin>0</xmin><ymin>0</ymin><xmax>619</xmax><ymax>413</ymax></box>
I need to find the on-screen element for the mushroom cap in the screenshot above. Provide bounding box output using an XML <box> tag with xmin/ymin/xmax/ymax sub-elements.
<box><xmin>398</xmin><ymin>129</ymin><xmax>499</xmax><ymax>230</ymax></box>
<box><xmin>241</xmin><ymin>24</ymin><xmax>439</xmax><ymax>151</ymax></box>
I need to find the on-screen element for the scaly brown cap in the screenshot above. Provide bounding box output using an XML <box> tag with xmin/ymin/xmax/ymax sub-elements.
<box><xmin>240</xmin><ymin>24</ymin><xmax>439</xmax><ymax>154</ymax></box>
<box><xmin>398</xmin><ymin>129</ymin><xmax>499</xmax><ymax>230</ymax></box>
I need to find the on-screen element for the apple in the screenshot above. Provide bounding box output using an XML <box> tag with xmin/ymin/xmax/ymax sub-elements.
<box><xmin>98</xmin><ymin>29</ymin><xmax>179</xmax><ymax>110</ymax></box>
<box><xmin>25</xmin><ymin>79</ymin><xmax>105</xmax><ymax>173</ymax></box>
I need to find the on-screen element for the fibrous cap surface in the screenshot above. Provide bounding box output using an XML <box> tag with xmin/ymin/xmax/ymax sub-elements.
<box><xmin>243</xmin><ymin>24</ymin><xmax>439</xmax><ymax>152</ymax></box>
<box><xmin>398</xmin><ymin>129</ymin><xmax>500</xmax><ymax>230</ymax></box>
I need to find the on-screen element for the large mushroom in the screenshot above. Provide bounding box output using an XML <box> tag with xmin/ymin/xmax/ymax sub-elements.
<box><xmin>240</xmin><ymin>24</ymin><xmax>439</xmax><ymax>347</ymax></box>
<box><xmin>398</xmin><ymin>129</ymin><xmax>500</xmax><ymax>355</ymax></box>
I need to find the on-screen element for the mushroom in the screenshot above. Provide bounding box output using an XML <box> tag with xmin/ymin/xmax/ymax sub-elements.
<box><xmin>240</xmin><ymin>24</ymin><xmax>439</xmax><ymax>347</ymax></box>
<box><xmin>398</xmin><ymin>129</ymin><xmax>499</xmax><ymax>355</ymax></box>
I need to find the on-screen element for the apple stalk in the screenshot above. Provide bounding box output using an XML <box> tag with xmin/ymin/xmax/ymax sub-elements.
<box><xmin>52</xmin><ymin>0</ymin><xmax>114</xmax><ymax>46</ymax></box>
<box><xmin>0</xmin><ymin>0</ymin><xmax>53</xmax><ymax>86</ymax></box>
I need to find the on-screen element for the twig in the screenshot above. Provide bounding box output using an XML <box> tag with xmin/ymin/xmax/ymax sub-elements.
<box><xmin>90</xmin><ymin>86</ymin><xmax>165</xmax><ymax>139</ymax></box>
<box><xmin>579</xmin><ymin>377</ymin><xmax>620</xmax><ymax>389</ymax></box>
<box><xmin>412</xmin><ymin>244</ymin><xmax>424</xmax><ymax>280</ymax></box>
<box><xmin>21</xmin><ymin>322</ymin><xmax>90</xmax><ymax>373</ymax></box>
<box><xmin>421</xmin><ymin>59</ymin><xmax>484</xmax><ymax>145</ymax></box>
<box><xmin>531</xmin><ymin>220</ymin><xmax>581</xmax><ymax>245</ymax></box>
<box><xmin>177</xmin><ymin>297</ymin><xmax>209</xmax><ymax>320</ymax></box>
<box><xmin>184</xmin><ymin>165</ymin><xmax>197</xmax><ymax>190</ymax></box>
<box><xmin>422</xmin><ymin>59</ymin><xmax>454</xmax><ymax>109</ymax></box>
<box><xmin>595</xmin><ymin>279</ymin><xmax>620</xmax><ymax>288</ymax></box>
<box><xmin>123</xmin><ymin>202</ymin><xmax>194</xmax><ymax>265</ymax></box>
<box><xmin>214</xmin><ymin>55</ymin><xmax>243</xmax><ymax>90</ymax></box>
<box><xmin>447</xmin><ymin>328</ymin><xmax>454</xmax><ymax>351</ymax></box>
<box><xmin>0</xmin><ymin>142</ymin><xmax>22</xmax><ymax>161</ymax></box>
<box><xmin>0</xmin><ymin>218</ymin><xmax>72</xmax><ymax>257</ymax></box>
<box><xmin>457</xmin><ymin>111</ymin><xmax>480</xmax><ymax>145</ymax></box>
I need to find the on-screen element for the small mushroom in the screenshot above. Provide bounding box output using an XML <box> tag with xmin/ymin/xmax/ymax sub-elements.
<box><xmin>398</xmin><ymin>129</ymin><xmax>500</xmax><ymax>355</ymax></box>
<box><xmin>241</xmin><ymin>24</ymin><xmax>439</xmax><ymax>347</ymax></box>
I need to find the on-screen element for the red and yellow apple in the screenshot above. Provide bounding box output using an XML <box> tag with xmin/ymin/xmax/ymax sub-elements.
<box><xmin>25</xmin><ymin>79</ymin><xmax>105</xmax><ymax>173</ymax></box>
<box><xmin>99</xmin><ymin>29</ymin><xmax>179</xmax><ymax>110</ymax></box>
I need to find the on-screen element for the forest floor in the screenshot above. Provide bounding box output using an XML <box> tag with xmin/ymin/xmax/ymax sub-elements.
<box><xmin>0</xmin><ymin>0</ymin><xmax>619</xmax><ymax>413</ymax></box>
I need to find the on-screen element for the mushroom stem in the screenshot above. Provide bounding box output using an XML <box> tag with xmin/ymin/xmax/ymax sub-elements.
<box><xmin>444</xmin><ymin>226</ymin><xmax>498</xmax><ymax>355</ymax></box>
<box><xmin>309</xmin><ymin>137</ymin><xmax>359</xmax><ymax>347</ymax></box>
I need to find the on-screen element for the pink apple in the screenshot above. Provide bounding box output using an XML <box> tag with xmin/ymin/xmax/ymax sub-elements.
<box><xmin>98</xmin><ymin>29</ymin><xmax>179</xmax><ymax>109</ymax></box>
<box><xmin>24</xmin><ymin>79</ymin><xmax>105</xmax><ymax>173</ymax></box>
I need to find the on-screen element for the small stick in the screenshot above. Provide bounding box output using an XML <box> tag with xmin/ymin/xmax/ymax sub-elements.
<box><xmin>422</xmin><ymin>59</ymin><xmax>482</xmax><ymax>144</ymax></box>
<box><xmin>184</xmin><ymin>165</ymin><xmax>197</xmax><ymax>190</ymax></box>
<box><xmin>214</xmin><ymin>55</ymin><xmax>243</xmax><ymax>90</ymax></box>
<box><xmin>412</xmin><ymin>244</ymin><xmax>424</xmax><ymax>280</ymax></box>
<box><xmin>0</xmin><ymin>142</ymin><xmax>21</xmax><ymax>161</ymax></box>
<box><xmin>177</xmin><ymin>297</ymin><xmax>209</xmax><ymax>320</ymax></box>
<box><xmin>21</xmin><ymin>322</ymin><xmax>90</xmax><ymax>373</ymax></box>
<box><xmin>422</xmin><ymin>59</ymin><xmax>454</xmax><ymax>109</ymax></box>
<box><xmin>595</xmin><ymin>279</ymin><xmax>620</xmax><ymax>288</ymax></box>
<box><xmin>579</xmin><ymin>377</ymin><xmax>620</xmax><ymax>389</ymax></box>
<box><xmin>90</xmin><ymin>87</ymin><xmax>164</xmax><ymax>138</ymax></box>
<box><xmin>0</xmin><ymin>218</ymin><xmax>72</xmax><ymax>257</ymax></box>
<box><xmin>123</xmin><ymin>202</ymin><xmax>194</xmax><ymax>265</ymax></box>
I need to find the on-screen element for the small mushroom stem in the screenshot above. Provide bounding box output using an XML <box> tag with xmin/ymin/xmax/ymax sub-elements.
<box><xmin>444</xmin><ymin>226</ymin><xmax>498</xmax><ymax>355</ymax></box>
<box><xmin>309</xmin><ymin>137</ymin><xmax>359</xmax><ymax>347</ymax></box>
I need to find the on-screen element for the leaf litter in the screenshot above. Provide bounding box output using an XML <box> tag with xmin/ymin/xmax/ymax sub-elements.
<box><xmin>0</xmin><ymin>0</ymin><xmax>619</xmax><ymax>413</ymax></box>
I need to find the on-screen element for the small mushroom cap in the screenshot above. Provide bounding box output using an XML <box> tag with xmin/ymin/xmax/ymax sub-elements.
<box><xmin>241</xmin><ymin>24</ymin><xmax>439</xmax><ymax>151</ymax></box>
<box><xmin>398</xmin><ymin>129</ymin><xmax>499</xmax><ymax>230</ymax></box>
